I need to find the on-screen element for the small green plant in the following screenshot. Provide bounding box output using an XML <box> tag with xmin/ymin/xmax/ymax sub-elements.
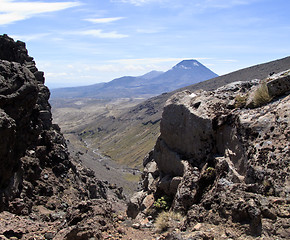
<box><xmin>155</xmin><ymin>211</ymin><xmax>184</xmax><ymax>232</ymax></box>
<box><xmin>253</xmin><ymin>82</ymin><xmax>272</xmax><ymax>107</ymax></box>
<box><xmin>235</xmin><ymin>94</ymin><xmax>248</xmax><ymax>108</ymax></box>
<box><xmin>205</xmin><ymin>167</ymin><xmax>215</xmax><ymax>176</ymax></box>
<box><xmin>154</xmin><ymin>196</ymin><xmax>171</xmax><ymax>210</ymax></box>
<box><xmin>200</xmin><ymin>167</ymin><xmax>216</xmax><ymax>184</ymax></box>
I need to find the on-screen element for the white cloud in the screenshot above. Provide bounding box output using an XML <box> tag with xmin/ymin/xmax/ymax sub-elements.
<box><xmin>84</xmin><ymin>17</ymin><xmax>125</xmax><ymax>24</ymax></box>
<box><xmin>46</xmin><ymin>72</ymin><xmax>69</xmax><ymax>77</ymax></box>
<box><xmin>0</xmin><ymin>0</ymin><xmax>81</xmax><ymax>25</ymax></box>
<box><xmin>10</xmin><ymin>33</ymin><xmax>50</xmax><ymax>41</ymax></box>
<box><xmin>77</xmin><ymin>29</ymin><xmax>128</xmax><ymax>39</ymax></box>
<box><xmin>136</xmin><ymin>28</ymin><xmax>164</xmax><ymax>34</ymax></box>
<box><xmin>218</xmin><ymin>59</ymin><xmax>238</xmax><ymax>63</ymax></box>
<box><xmin>111</xmin><ymin>0</ymin><xmax>165</xmax><ymax>6</ymax></box>
<box><xmin>211</xmin><ymin>0</ymin><xmax>248</xmax><ymax>8</ymax></box>
<box><xmin>0</xmin><ymin>13</ymin><xmax>23</xmax><ymax>25</ymax></box>
<box><xmin>83</xmin><ymin>63</ymin><xmax>148</xmax><ymax>72</ymax></box>
<box><xmin>193</xmin><ymin>0</ymin><xmax>253</xmax><ymax>10</ymax></box>
<box><xmin>108</xmin><ymin>57</ymin><xmax>211</xmax><ymax>64</ymax></box>
<box><xmin>111</xmin><ymin>0</ymin><xmax>253</xmax><ymax>7</ymax></box>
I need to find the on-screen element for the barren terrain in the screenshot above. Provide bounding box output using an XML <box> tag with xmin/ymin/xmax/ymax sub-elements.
<box><xmin>51</xmin><ymin>97</ymin><xmax>147</xmax><ymax>196</ymax></box>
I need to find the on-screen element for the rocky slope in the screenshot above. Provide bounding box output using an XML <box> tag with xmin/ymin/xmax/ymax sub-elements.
<box><xmin>0</xmin><ymin>34</ymin><xmax>127</xmax><ymax>239</ymax></box>
<box><xmin>61</xmin><ymin>56</ymin><xmax>290</xmax><ymax>170</ymax></box>
<box><xmin>128</xmin><ymin>71</ymin><xmax>290</xmax><ymax>239</ymax></box>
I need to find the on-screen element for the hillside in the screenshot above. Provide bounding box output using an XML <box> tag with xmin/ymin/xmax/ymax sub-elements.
<box><xmin>59</xmin><ymin>56</ymin><xmax>290</xmax><ymax>168</ymax></box>
<box><xmin>50</xmin><ymin>60</ymin><xmax>218</xmax><ymax>99</ymax></box>
<box><xmin>129</xmin><ymin>70</ymin><xmax>290</xmax><ymax>238</ymax></box>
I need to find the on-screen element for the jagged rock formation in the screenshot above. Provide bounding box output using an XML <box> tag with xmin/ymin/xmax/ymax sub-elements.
<box><xmin>0</xmin><ymin>35</ymin><xmax>124</xmax><ymax>239</ymax></box>
<box><xmin>128</xmin><ymin>71</ymin><xmax>290</xmax><ymax>239</ymax></box>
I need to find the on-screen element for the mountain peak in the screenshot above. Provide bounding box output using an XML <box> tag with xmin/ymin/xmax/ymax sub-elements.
<box><xmin>173</xmin><ymin>59</ymin><xmax>201</xmax><ymax>70</ymax></box>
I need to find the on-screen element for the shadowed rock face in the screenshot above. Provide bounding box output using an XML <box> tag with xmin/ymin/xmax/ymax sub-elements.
<box><xmin>0</xmin><ymin>35</ymin><xmax>49</xmax><ymax>190</ymax></box>
<box><xmin>128</xmin><ymin>73</ymin><xmax>290</xmax><ymax>238</ymax></box>
<box><xmin>0</xmin><ymin>34</ymin><xmax>33</xmax><ymax>65</ymax></box>
<box><xmin>0</xmin><ymin>35</ymin><xmax>125</xmax><ymax>239</ymax></box>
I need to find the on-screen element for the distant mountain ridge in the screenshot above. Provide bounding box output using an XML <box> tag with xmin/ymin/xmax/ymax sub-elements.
<box><xmin>50</xmin><ymin>60</ymin><xmax>218</xmax><ymax>99</ymax></box>
<box><xmin>139</xmin><ymin>70</ymin><xmax>164</xmax><ymax>80</ymax></box>
<box><xmin>143</xmin><ymin>60</ymin><xmax>218</xmax><ymax>89</ymax></box>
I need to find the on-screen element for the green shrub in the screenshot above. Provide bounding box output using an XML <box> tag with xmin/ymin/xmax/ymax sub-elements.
<box><xmin>253</xmin><ymin>82</ymin><xmax>272</xmax><ymax>107</ymax></box>
<box><xmin>154</xmin><ymin>196</ymin><xmax>171</xmax><ymax>210</ymax></box>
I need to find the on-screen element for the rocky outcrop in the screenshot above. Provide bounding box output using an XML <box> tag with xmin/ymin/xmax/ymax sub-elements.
<box><xmin>0</xmin><ymin>35</ymin><xmax>50</xmax><ymax>201</ymax></box>
<box><xmin>0</xmin><ymin>35</ymin><xmax>124</xmax><ymax>239</ymax></box>
<box><xmin>128</xmin><ymin>72</ymin><xmax>290</xmax><ymax>238</ymax></box>
<box><xmin>266</xmin><ymin>69</ymin><xmax>290</xmax><ymax>97</ymax></box>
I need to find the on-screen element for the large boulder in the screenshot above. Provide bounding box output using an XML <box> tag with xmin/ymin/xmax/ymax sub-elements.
<box><xmin>266</xmin><ymin>70</ymin><xmax>290</xmax><ymax>97</ymax></box>
<box><xmin>159</xmin><ymin>91</ymin><xmax>214</xmax><ymax>164</ymax></box>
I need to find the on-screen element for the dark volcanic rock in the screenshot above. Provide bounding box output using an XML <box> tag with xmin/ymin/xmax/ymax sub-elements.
<box><xmin>0</xmin><ymin>60</ymin><xmax>39</xmax><ymax>189</ymax></box>
<box><xmin>0</xmin><ymin>34</ymin><xmax>121</xmax><ymax>238</ymax></box>
<box><xmin>0</xmin><ymin>34</ymin><xmax>34</xmax><ymax>65</ymax></box>
<box><xmin>0</xmin><ymin>34</ymin><xmax>53</xmax><ymax>204</ymax></box>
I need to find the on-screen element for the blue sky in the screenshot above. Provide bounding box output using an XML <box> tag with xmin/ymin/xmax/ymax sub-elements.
<box><xmin>0</xmin><ymin>0</ymin><xmax>289</xmax><ymax>88</ymax></box>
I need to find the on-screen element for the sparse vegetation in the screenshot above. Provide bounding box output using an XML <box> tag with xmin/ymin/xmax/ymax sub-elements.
<box><xmin>155</xmin><ymin>211</ymin><xmax>184</xmax><ymax>232</ymax></box>
<box><xmin>204</xmin><ymin>167</ymin><xmax>215</xmax><ymax>178</ymax></box>
<box><xmin>123</xmin><ymin>173</ymin><xmax>140</xmax><ymax>183</ymax></box>
<box><xmin>263</xmin><ymin>179</ymin><xmax>275</xmax><ymax>196</ymax></box>
<box><xmin>253</xmin><ymin>81</ymin><xmax>272</xmax><ymax>107</ymax></box>
<box><xmin>235</xmin><ymin>94</ymin><xmax>248</xmax><ymax>108</ymax></box>
<box><xmin>99</xmin><ymin>122</ymin><xmax>160</xmax><ymax>168</ymax></box>
<box><xmin>154</xmin><ymin>195</ymin><xmax>172</xmax><ymax>210</ymax></box>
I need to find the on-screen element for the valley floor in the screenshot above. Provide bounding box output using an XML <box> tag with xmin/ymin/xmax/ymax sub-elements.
<box><xmin>64</xmin><ymin>133</ymin><xmax>141</xmax><ymax>197</ymax></box>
